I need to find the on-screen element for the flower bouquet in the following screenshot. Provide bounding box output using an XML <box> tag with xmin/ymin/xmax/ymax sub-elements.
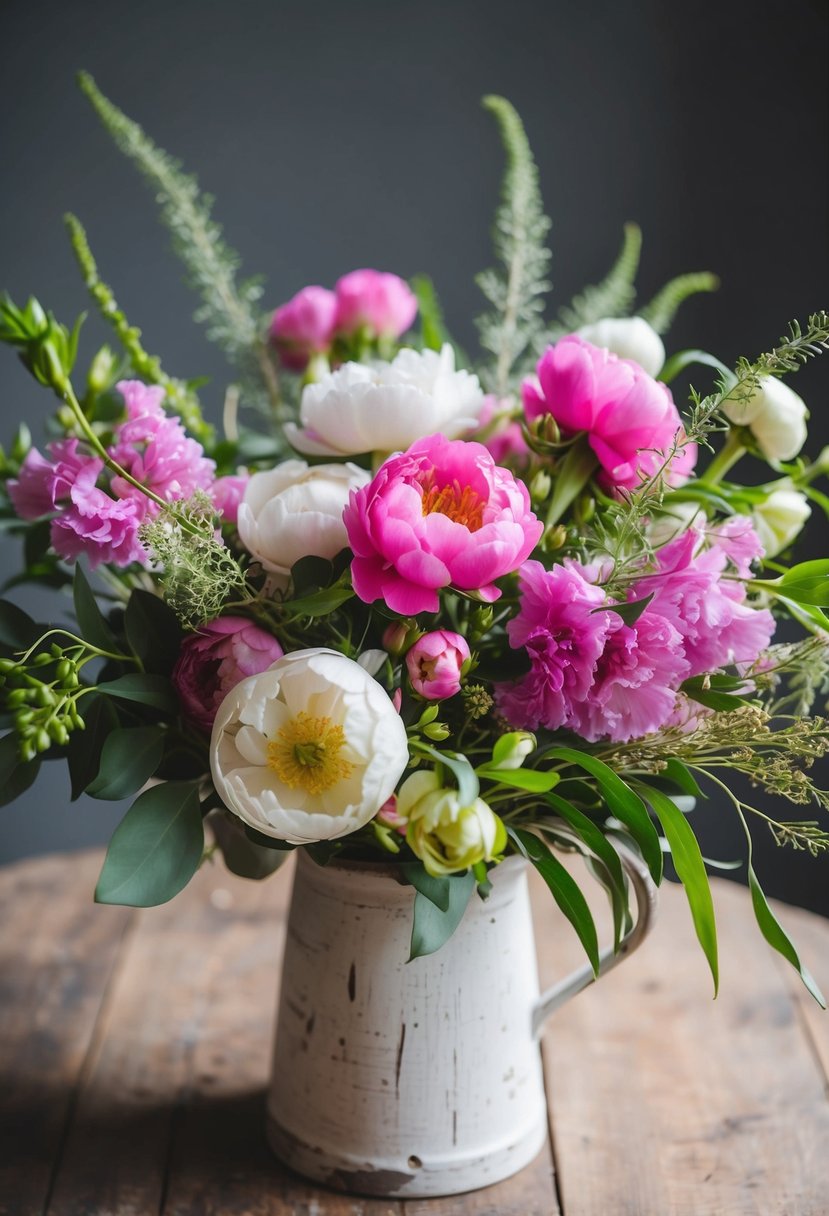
<box><xmin>2</xmin><ymin>77</ymin><xmax>829</xmax><ymax>1195</ymax></box>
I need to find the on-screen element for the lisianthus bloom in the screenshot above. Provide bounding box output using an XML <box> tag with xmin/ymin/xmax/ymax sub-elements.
<box><xmin>751</xmin><ymin>482</ymin><xmax>811</xmax><ymax>557</ymax></box>
<box><xmin>269</xmin><ymin>285</ymin><xmax>338</xmax><ymax>371</ymax></box>
<box><xmin>406</xmin><ymin>630</ymin><xmax>470</xmax><ymax>700</ymax></box>
<box><xmin>210</xmin><ymin>474</ymin><xmax>249</xmax><ymax>525</ymax></box>
<box><xmin>285</xmin><ymin>345</ymin><xmax>484</xmax><ymax>457</ymax></box>
<box><xmin>8</xmin><ymin>438</ymin><xmax>103</xmax><ymax>521</ymax></box>
<box><xmin>210</xmin><ymin>648</ymin><xmax>409</xmax><ymax>844</ymax></box>
<box><xmin>576</xmin><ymin>317</ymin><xmax>666</xmax><ymax>378</ymax></box>
<box><xmin>522</xmin><ymin>336</ymin><xmax>695</xmax><ymax>490</ymax></box>
<box><xmin>334</xmin><ymin>269</ymin><xmax>417</xmax><ymax>340</ymax></box>
<box><xmin>722</xmin><ymin>376</ymin><xmax>808</xmax><ymax>461</ymax></box>
<box><xmin>344</xmin><ymin>434</ymin><xmax>542</xmax><ymax>615</ymax></box>
<box><xmin>237</xmin><ymin>459</ymin><xmax>369</xmax><ymax>584</ymax></box>
<box><xmin>50</xmin><ymin>464</ymin><xmax>146</xmax><ymax>570</ymax></box>
<box><xmin>397</xmin><ymin>769</ymin><xmax>506</xmax><ymax>877</ymax></box>
<box><xmin>172</xmin><ymin>616</ymin><xmax>284</xmax><ymax>733</ymax></box>
<box><xmin>109</xmin><ymin>380</ymin><xmax>215</xmax><ymax>518</ymax></box>
<box><xmin>633</xmin><ymin>522</ymin><xmax>775</xmax><ymax>677</ymax></box>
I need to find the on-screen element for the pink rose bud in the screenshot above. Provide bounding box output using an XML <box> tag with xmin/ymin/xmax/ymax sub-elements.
<box><xmin>269</xmin><ymin>285</ymin><xmax>338</xmax><ymax>371</ymax></box>
<box><xmin>334</xmin><ymin>269</ymin><xmax>418</xmax><ymax>339</ymax></box>
<box><xmin>375</xmin><ymin>795</ymin><xmax>408</xmax><ymax>835</ymax></box>
<box><xmin>172</xmin><ymin>616</ymin><xmax>284</xmax><ymax>732</ymax></box>
<box><xmin>406</xmin><ymin>630</ymin><xmax>470</xmax><ymax>701</ymax></box>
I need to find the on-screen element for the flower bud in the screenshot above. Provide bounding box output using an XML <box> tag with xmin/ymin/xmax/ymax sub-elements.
<box><xmin>334</xmin><ymin>270</ymin><xmax>418</xmax><ymax>341</ymax></box>
<box><xmin>269</xmin><ymin>286</ymin><xmax>338</xmax><ymax>372</ymax></box>
<box><xmin>529</xmin><ymin>469</ymin><xmax>552</xmax><ymax>505</ymax></box>
<box><xmin>422</xmin><ymin>721</ymin><xmax>451</xmax><ymax>741</ymax></box>
<box><xmin>492</xmin><ymin>731</ymin><xmax>536</xmax><ymax>770</ymax></box>
<box><xmin>752</xmin><ymin>482</ymin><xmax>812</xmax><ymax>557</ymax></box>
<box><xmin>576</xmin><ymin>316</ymin><xmax>666</xmax><ymax>378</ymax></box>
<box><xmin>406</xmin><ymin>630</ymin><xmax>471</xmax><ymax>701</ymax></box>
<box><xmin>398</xmin><ymin>770</ymin><xmax>507</xmax><ymax>877</ymax></box>
<box><xmin>382</xmin><ymin>619</ymin><xmax>421</xmax><ymax>657</ymax></box>
<box><xmin>723</xmin><ymin>376</ymin><xmax>808</xmax><ymax>462</ymax></box>
<box><xmin>542</xmin><ymin>524</ymin><xmax>568</xmax><ymax>552</ymax></box>
<box><xmin>87</xmin><ymin>345</ymin><xmax>117</xmax><ymax>394</ymax></box>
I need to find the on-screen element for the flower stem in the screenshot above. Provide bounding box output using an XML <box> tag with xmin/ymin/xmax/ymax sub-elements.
<box><xmin>699</xmin><ymin>431</ymin><xmax>745</xmax><ymax>485</ymax></box>
<box><xmin>545</xmin><ymin>435</ymin><xmax>597</xmax><ymax>528</ymax></box>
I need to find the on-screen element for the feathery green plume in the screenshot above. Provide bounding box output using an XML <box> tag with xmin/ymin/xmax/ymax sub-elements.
<box><xmin>640</xmin><ymin>271</ymin><xmax>719</xmax><ymax>334</ymax></box>
<box><xmin>476</xmin><ymin>96</ymin><xmax>552</xmax><ymax>395</ymax></box>
<box><xmin>77</xmin><ymin>71</ymin><xmax>281</xmax><ymax>416</ymax></box>
<box><xmin>553</xmin><ymin>223</ymin><xmax>642</xmax><ymax>334</ymax></box>
<box><xmin>64</xmin><ymin>214</ymin><xmax>214</xmax><ymax>445</ymax></box>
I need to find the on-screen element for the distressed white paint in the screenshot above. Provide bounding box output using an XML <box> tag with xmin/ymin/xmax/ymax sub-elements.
<box><xmin>267</xmin><ymin>846</ymin><xmax>656</xmax><ymax>1198</ymax></box>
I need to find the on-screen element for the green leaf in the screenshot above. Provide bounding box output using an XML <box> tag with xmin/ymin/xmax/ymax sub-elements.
<box><xmin>96</xmin><ymin>673</ymin><xmax>179</xmax><ymax>712</ymax></box>
<box><xmin>600</xmin><ymin>593</ymin><xmax>654</xmax><ymax>627</ymax></box>
<box><xmin>544</xmin><ymin>747</ymin><xmax>663</xmax><ymax>883</ymax></box>
<box><xmin>775</xmin><ymin>560</ymin><xmax>829</xmax><ymax>606</ymax></box>
<box><xmin>639</xmin><ymin>785</ymin><xmax>718</xmax><ymax>995</ymax></box>
<box><xmin>125</xmin><ymin>591</ymin><xmax>182</xmax><ymax>674</ymax></box>
<box><xmin>401</xmin><ymin>861</ymin><xmax>451</xmax><ymax>912</ymax></box>
<box><xmin>748</xmin><ymin>864</ymin><xmax>825</xmax><ymax>1007</ymax></box>
<box><xmin>555</xmin><ymin>222</ymin><xmax>642</xmax><ymax>332</ymax></box>
<box><xmin>639</xmin><ymin>272</ymin><xmax>719</xmax><ymax>335</ymax></box>
<box><xmin>86</xmin><ymin>725</ymin><xmax>166</xmax><ymax>800</ymax></box>
<box><xmin>510</xmin><ymin>827</ymin><xmax>600</xmax><ymax>975</ymax></box>
<box><xmin>658</xmin><ymin>348</ymin><xmax>733</xmax><ymax>386</ymax></box>
<box><xmin>66</xmin><ymin>694</ymin><xmax>120</xmax><ymax>800</ymax></box>
<box><xmin>0</xmin><ymin>733</ymin><xmax>41</xmax><ymax>805</ymax></box>
<box><xmin>210</xmin><ymin>813</ymin><xmax>291</xmax><ymax>880</ymax></box>
<box><xmin>73</xmin><ymin>564</ymin><xmax>118</xmax><ymax>652</ymax></box>
<box><xmin>416</xmin><ymin>744</ymin><xmax>480</xmax><ymax>806</ymax></box>
<box><xmin>680</xmin><ymin>675</ymin><xmax>749</xmax><ymax>712</ymax></box>
<box><xmin>541</xmin><ymin>792</ymin><xmax>629</xmax><ymax>950</ymax></box>
<box><xmin>478</xmin><ymin>766</ymin><xmax>560</xmax><ymax>793</ymax></box>
<box><xmin>0</xmin><ymin>600</ymin><xmax>40</xmax><ymax>651</ymax></box>
<box><xmin>95</xmin><ymin>781</ymin><xmax>204</xmax><ymax>907</ymax></box>
<box><xmin>491</xmin><ymin>732</ymin><xmax>531</xmax><ymax>767</ymax></box>
<box><xmin>662</xmin><ymin>758</ymin><xmax>705</xmax><ymax>800</ymax></box>
<box><xmin>281</xmin><ymin>585</ymin><xmax>355</xmax><ymax>618</ymax></box>
<box><xmin>408</xmin><ymin>870</ymin><xmax>476</xmax><ymax>961</ymax></box>
<box><xmin>411</xmin><ymin>274</ymin><xmax>454</xmax><ymax>353</ymax></box>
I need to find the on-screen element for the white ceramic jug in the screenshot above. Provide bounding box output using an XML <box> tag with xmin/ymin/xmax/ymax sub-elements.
<box><xmin>267</xmin><ymin>836</ymin><xmax>655</xmax><ymax>1199</ymax></box>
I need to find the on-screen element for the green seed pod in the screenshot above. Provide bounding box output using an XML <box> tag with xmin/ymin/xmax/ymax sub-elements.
<box><xmin>0</xmin><ymin>657</ymin><xmax>18</xmax><ymax>675</ymax></box>
<box><xmin>34</xmin><ymin>684</ymin><xmax>56</xmax><ymax>708</ymax></box>
<box><xmin>33</xmin><ymin>652</ymin><xmax>53</xmax><ymax>667</ymax></box>
<box><xmin>6</xmin><ymin>688</ymin><xmax>29</xmax><ymax>708</ymax></box>
<box><xmin>55</xmin><ymin>659</ymin><xmax>73</xmax><ymax>682</ymax></box>
<box><xmin>35</xmin><ymin>728</ymin><xmax>52</xmax><ymax>753</ymax></box>
<box><xmin>14</xmin><ymin>709</ymin><xmax>35</xmax><ymax>728</ymax></box>
<box><xmin>48</xmin><ymin>720</ymin><xmax>70</xmax><ymax>746</ymax></box>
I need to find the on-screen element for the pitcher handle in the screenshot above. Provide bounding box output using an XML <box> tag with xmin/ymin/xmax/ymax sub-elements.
<box><xmin>531</xmin><ymin>832</ymin><xmax>658</xmax><ymax>1039</ymax></box>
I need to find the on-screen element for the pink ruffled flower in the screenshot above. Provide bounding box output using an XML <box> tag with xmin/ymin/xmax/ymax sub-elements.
<box><xmin>8</xmin><ymin>439</ymin><xmax>104</xmax><ymax>521</ymax></box>
<box><xmin>634</xmin><ymin>522</ymin><xmax>775</xmax><ymax>677</ymax></box>
<box><xmin>109</xmin><ymin>380</ymin><xmax>215</xmax><ymax>518</ymax></box>
<box><xmin>334</xmin><ymin>269</ymin><xmax>417</xmax><ymax>339</ymax></box>
<box><xmin>406</xmin><ymin>630</ymin><xmax>470</xmax><ymax>700</ymax></box>
<box><xmin>210</xmin><ymin>475</ymin><xmax>249</xmax><ymax>525</ymax></box>
<box><xmin>522</xmin><ymin>336</ymin><xmax>696</xmax><ymax>490</ymax></box>
<box><xmin>269</xmin><ymin>285</ymin><xmax>338</xmax><ymax>371</ymax></box>
<box><xmin>50</xmin><ymin>465</ymin><xmax>146</xmax><ymax>570</ymax></box>
<box><xmin>172</xmin><ymin>616</ymin><xmax>284</xmax><ymax>733</ymax></box>
<box><xmin>495</xmin><ymin>561</ymin><xmax>615</xmax><ymax>732</ymax></box>
<box><xmin>344</xmin><ymin>435</ymin><xmax>542</xmax><ymax>615</ymax></box>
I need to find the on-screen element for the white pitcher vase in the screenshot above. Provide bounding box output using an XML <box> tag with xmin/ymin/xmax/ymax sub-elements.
<box><xmin>267</xmin><ymin>835</ymin><xmax>656</xmax><ymax>1199</ymax></box>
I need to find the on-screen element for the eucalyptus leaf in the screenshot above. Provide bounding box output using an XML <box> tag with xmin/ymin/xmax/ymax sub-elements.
<box><xmin>510</xmin><ymin>827</ymin><xmax>600</xmax><ymax>975</ymax></box>
<box><xmin>210</xmin><ymin>813</ymin><xmax>291</xmax><ymax>880</ymax></box>
<box><xmin>401</xmin><ymin>861</ymin><xmax>451</xmax><ymax>912</ymax></box>
<box><xmin>86</xmin><ymin>725</ymin><xmax>166</xmax><ymax>800</ymax></box>
<box><xmin>408</xmin><ymin>870</ymin><xmax>476</xmax><ymax>961</ymax></box>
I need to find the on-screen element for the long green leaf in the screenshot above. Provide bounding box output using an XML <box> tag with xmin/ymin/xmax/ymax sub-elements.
<box><xmin>478</xmin><ymin>766</ymin><xmax>560</xmax><ymax>793</ymax></box>
<box><xmin>639</xmin><ymin>784</ymin><xmax>719</xmax><ymax>995</ymax></box>
<box><xmin>544</xmin><ymin>747</ymin><xmax>663</xmax><ymax>883</ymax></box>
<box><xmin>511</xmin><ymin>827</ymin><xmax>600</xmax><ymax>975</ymax></box>
<box><xmin>408</xmin><ymin>871</ymin><xmax>476</xmax><ymax>961</ymax></box>
<box><xmin>125</xmin><ymin>590</ymin><xmax>183</xmax><ymax>674</ymax></box>
<box><xmin>401</xmin><ymin>861</ymin><xmax>451</xmax><ymax>913</ymax></box>
<box><xmin>96</xmin><ymin>674</ymin><xmax>178</xmax><ymax>712</ymax></box>
<box><xmin>73</xmin><ymin>564</ymin><xmax>118</xmax><ymax>653</ymax></box>
<box><xmin>95</xmin><ymin>781</ymin><xmax>203</xmax><ymax>906</ymax></box>
<box><xmin>748</xmin><ymin>864</ymin><xmax>825</xmax><ymax>1008</ymax></box>
<box><xmin>86</xmin><ymin>725</ymin><xmax>166</xmax><ymax>801</ymax></box>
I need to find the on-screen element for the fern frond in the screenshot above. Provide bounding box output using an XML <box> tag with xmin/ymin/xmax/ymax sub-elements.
<box><xmin>475</xmin><ymin>96</ymin><xmax>552</xmax><ymax>396</ymax></box>
<box><xmin>77</xmin><ymin>72</ymin><xmax>280</xmax><ymax>416</ymax></box>
<box><xmin>554</xmin><ymin>223</ymin><xmax>642</xmax><ymax>334</ymax></box>
<box><xmin>64</xmin><ymin>214</ymin><xmax>214</xmax><ymax>444</ymax></box>
<box><xmin>640</xmin><ymin>272</ymin><xmax>719</xmax><ymax>334</ymax></box>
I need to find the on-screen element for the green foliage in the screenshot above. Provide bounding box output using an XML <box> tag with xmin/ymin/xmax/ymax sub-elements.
<box><xmin>64</xmin><ymin>214</ymin><xmax>214</xmax><ymax>444</ymax></box>
<box><xmin>554</xmin><ymin>223</ymin><xmax>642</xmax><ymax>334</ymax></box>
<box><xmin>96</xmin><ymin>673</ymin><xmax>179</xmax><ymax>713</ymax></box>
<box><xmin>95</xmin><ymin>781</ymin><xmax>204</xmax><ymax>907</ymax></box>
<box><xmin>411</xmin><ymin>275</ymin><xmax>452</xmax><ymax>353</ymax></box>
<box><xmin>0</xmin><ymin>293</ymin><xmax>84</xmax><ymax>397</ymax></box>
<box><xmin>86</xmin><ymin>725</ymin><xmax>166</xmax><ymax>800</ymax></box>
<box><xmin>77</xmin><ymin>72</ymin><xmax>279</xmax><ymax>416</ymax></box>
<box><xmin>124</xmin><ymin>590</ymin><xmax>183</xmax><ymax>675</ymax></box>
<box><xmin>475</xmin><ymin>96</ymin><xmax>552</xmax><ymax>395</ymax></box>
<box><xmin>73</xmin><ymin>564</ymin><xmax>118</xmax><ymax>653</ymax></box>
<box><xmin>510</xmin><ymin>827</ymin><xmax>600</xmax><ymax>975</ymax></box>
<box><xmin>408</xmin><ymin>869</ymin><xmax>476</xmax><ymax>961</ymax></box>
<box><xmin>640</xmin><ymin>271</ymin><xmax>719</xmax><ymax>334</ymax></box>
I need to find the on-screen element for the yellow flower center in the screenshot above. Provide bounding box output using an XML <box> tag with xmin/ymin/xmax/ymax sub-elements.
<box><xmin>420</xmin><ymin>477</ymin><xmax>485</xmax><ymax>532</ymax></box>
<box><xmin>267</xmin><ymin>711</ymin><xmax>354</xmax><ymax>795</ymax></box>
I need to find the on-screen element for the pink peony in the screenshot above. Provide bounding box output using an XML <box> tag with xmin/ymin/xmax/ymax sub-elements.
<box><xmin>269</xmin><ymin>285</ymin><xmax>338</xmax><ymax>371</ymax></box>
<box><xmin>406</xmin><ymin>629</ymin><xmax>470</xmax><ymax>700</ymax></box>
<box><xmin>334</xmin><ymin>269</ymin><xmax>418</xmax><ymax>339</ymax></box>
<box><xmin>474</xmin><ymin>395</ymin><xmax>530</xmax><ymax>467</ymax></box>
<box><xmin>8</xmin><ymin>439</ymin><xmax>104</xmax><ymax>521</ymax></box>
<box><xmin>50</xmin><ymin>465</ymin><xmax>146</xmax><ymax>570</ymax></box>
<box><xmin>522</xmin><ymin>336</ymin><xmax>696</xmax><ymax>491</ymax></box>
<box><xmin>495</xmin><ymin>560</ymin><xmax>615</xmax><ymax>732</ymax></box>
<box><xmin>172</xmin><ymin>616</ymin><xmax>284</xmax><ymax>733</ymax></box>
<box><xmin>210</xmin><ymin>475</ymin><xmax>249</xmax><ymax>525</ymax></box>
<box><xmin>109</xmin><ymin>380</ymin><xmax>215</xmax><ymax>518</ymax></box>
<box><xmin>344</xmin><ymin>435</ymin><xmax>542</xmax><ymax>615</ymax></box>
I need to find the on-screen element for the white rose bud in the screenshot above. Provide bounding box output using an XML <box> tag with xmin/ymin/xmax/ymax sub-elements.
<box><xmin>237</xmin><ymin>459</ymin><xmax>369</xmax><ymax>585</ymax></box>
<box><xmin>723</xmin><ymin>376</ymin><xmax>808</xmax><ymax>462</ymax></box>
<box><xmin>577</xmin><ymin>317</ymin><xmax>666</xmax><ymax>378</ymax></box>
<box><xmin>751</xmin><ymin>482</ymin><xmax>812</xmax><ymax>557</ymax></box>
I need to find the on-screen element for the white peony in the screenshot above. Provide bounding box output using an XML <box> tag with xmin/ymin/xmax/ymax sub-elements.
<box><xmin>285</xmin><ymin>344</ymin><xmax>484</xmax><ymax>457</ymax></box>
<box><xmin>723</xmin><ymin>376</ymin><xmax>808</xmax><ymax>462</ymax></box>
<box><xmin>752</xmin><ymin>482</ymin><xmax>812</xmax><ymax>557</ymax></box>
<box><xmin>210</xmin><ymin>648</ymin><xmax>409</xmax><ymax>844</ymax></box>
<box><xmin>237</xmin><ymin>460</ymin><xmax>369</xmax><ymax>584</ymax></box>
<box><xmin>577</xmin><ymin>316</ymin><xmax>666</xmax><ymax>378</ymax></box>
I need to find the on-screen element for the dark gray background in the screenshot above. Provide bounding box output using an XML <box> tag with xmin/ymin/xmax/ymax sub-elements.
<box><xmin>1</xmin><ymin>0</ymin><xmax>827</xmax><ymax>911</ymax></box>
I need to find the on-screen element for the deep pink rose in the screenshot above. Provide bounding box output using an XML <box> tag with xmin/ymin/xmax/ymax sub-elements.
<box><xmin>334</xmin><ymin>269</ymin><xmax>417</xmax><ymax>339</ymax></box>
<box><xmin>344</xmin><ymin>434</ymin><xmax>542</xmax><ymax>615</ymax></box>
<box><xmin>269</xmin><ymin>286</ymin><xmax>338</xmax><ymax>371</ymax></box>
<box><xmin>406</xmin><ymin>630</ymin><xmax>470</xmax><ymax>700</ymax></box>
<box><xmin>8</xmin><ymin>439</ymin><xmax>103</xmax><ymax>521</ymax></box>
<box><xmin>172</xmin><ymin>616</ymin><xmax>284</xmax><ymax>732</ymax></box>
<box><xmin>522</xmin><ymin>336</ymin><xmax>696</xmax><ymax>491</ymax></box>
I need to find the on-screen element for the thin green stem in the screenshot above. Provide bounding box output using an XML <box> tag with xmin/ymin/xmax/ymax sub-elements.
<box><xmin>699</xmin><ymin>431</ymin><xmax>746</xmax><ymax>485</ymax></box>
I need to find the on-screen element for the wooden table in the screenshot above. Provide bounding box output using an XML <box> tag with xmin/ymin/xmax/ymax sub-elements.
<box><xmin>1</xmin><ymin>849</ymin><xmax>827</xmax><ymax>1216</ymax></box>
